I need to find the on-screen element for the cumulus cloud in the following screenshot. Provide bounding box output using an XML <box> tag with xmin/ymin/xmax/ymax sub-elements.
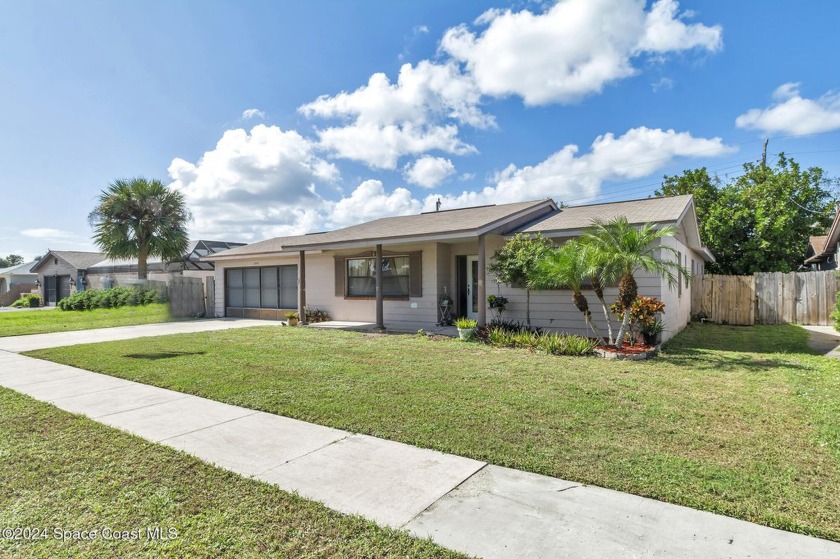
<box><xmin>299</xmin><ymin>60</ymin><xmax>492</xmax><ymax>168</ymax></box>
<box><xmin>441</xmin><ymin>0</ymin><xmax>722</xmax><ymax>105</ymax></box>
<box><xmin>735</xmin><ymin>83</ymin><xmax>840</xmax><ymax>135</ymax></box>
<box><xmin>167</xmin><ymin>124</ymin><xmax>339</xmax><ymax>240</ymax></box>
<box><xmin>241</xmin><ymin>108</ymin><xmax>265</xmax><ymax>120</ymax></box>
<box><xmin>426</xmin><ymin>126</ymin><xmax>733</xmax><ymax>209</ymax></box>
<box><xmin>403</xmin><ymin>156</ymin><xmax>456</xmax><ymax>188</ymax></box>
<box><xmin>328</xmin><ymin>180</ymin><xmax>422</xmax><ymax>227</ymax></box>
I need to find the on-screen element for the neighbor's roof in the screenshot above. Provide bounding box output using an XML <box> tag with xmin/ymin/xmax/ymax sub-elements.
<box><xmin>517</xmin><ymin>195</ymin><xmax>694</xmax><ymax>234</ymax></box>
<box><xmin>0</xmin><ymin>260</ymin><xmax>38</xmax><ymax>276</ymax></box>
<box><xmin>88</xmin><ymin>240</ymin><xmax>246</xmax><ymax>270</ymax></box>
<box><xmin>30</xmin><ymin>250</ymin><xmax>106</xmax><ymax>273</ymax></box>
<box><xmin>808</xmin><ymin>235</ymin><xmax>828</xmax><ymax>255</ymax></box>
<box><xmin>210</xmin><ymin>199</ymin><xmax>557</xmax><ymax>259</ymax></box>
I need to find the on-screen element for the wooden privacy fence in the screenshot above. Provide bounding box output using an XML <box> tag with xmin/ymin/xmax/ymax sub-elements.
<box><xmin>167</xmin><ymin>276</ymin><xmax>206</xmax><ymax>318</ymax></box>
<box><xmin>695</xmin><ymin>271</ymin><xmax>838</xmax><ymax>326</ymax></box>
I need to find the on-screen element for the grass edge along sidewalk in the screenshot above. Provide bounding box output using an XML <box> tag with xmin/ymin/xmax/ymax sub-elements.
<box><xmin>0</xmin><ymin>387</ymin><xmax>464</xmax><ymax>559</ymax></box>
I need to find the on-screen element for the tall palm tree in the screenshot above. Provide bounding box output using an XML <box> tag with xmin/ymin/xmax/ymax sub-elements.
<box><xmin>583</xmin><ymin>217</ymin><xmax>689</xmax><ymax>348</ymax></box>
<box><xmin>580</xmin><ymin>241</ymin><xmax>615</xmax><ymax>345</ymax></box>
<box><xmin>532</xmin><ymin>240</ymin><xmax>606</xmax><ymax>343</ymax></box>
<box><xmin>89</xmin><ymin>178</ymin><xmax>191</xmax><ymax>280</ymax></box>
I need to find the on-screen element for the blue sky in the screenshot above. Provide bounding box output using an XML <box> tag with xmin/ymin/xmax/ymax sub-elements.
<box><xmin>2</xmin><ymin>0</ymin><xmax>840</xmax><ymax>260</ymax></box>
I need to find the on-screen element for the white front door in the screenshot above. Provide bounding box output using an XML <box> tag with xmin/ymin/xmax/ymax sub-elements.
<box><xmin>465</xmin><ymin>255</ymin><xmax>479</xmax><ymax>320</ymax></box>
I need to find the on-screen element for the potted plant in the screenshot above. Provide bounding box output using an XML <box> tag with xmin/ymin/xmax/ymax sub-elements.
<box><xmin>285</xmin><ymin>311</ymin><xmax>299</xmax><ymax>326</ymax></box>
<box><xmin>455</xmin><ymin>317</ymin><xmax>477</xmax><ymax>340</ymax></box>
<box><xmin>641</xmin><ymin>318</ymin><xmax>664</xmax><ymax>347</ymax></box>
<box><xmin>487</xmin><ymin>294</ymin><xmax>508</xmax><ymax>320</ymax></box>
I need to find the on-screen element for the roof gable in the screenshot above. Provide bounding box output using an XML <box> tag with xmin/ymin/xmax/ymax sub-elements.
<box><xmin>30</xmin><ymin>250</ymin><xmax>106</xmax><ymax>273</ymax></box>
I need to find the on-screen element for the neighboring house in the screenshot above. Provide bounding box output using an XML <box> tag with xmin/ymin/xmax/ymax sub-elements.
<box><xmin>85</xmin><ymin>240</ymin><xmax>245</xmax><ymax>289</ymax></box>
<box><xmin>0</xmin><ymin>260</ymin><xmax>39</xmax><ymax>306</ymax></box>
<box><xmin>30</xmin><ymin>250</ymin><xmax>106</xmax><ymax>306</ymax></box>
<box><xmin>804</xmin><ymin>208</ymin><xmax>840</xmax><ymax>270</ymax></box>
<box><xmin>207</xmin><ymin>195</ymin><xmax>713</xmax><ymax>341</ymax></box>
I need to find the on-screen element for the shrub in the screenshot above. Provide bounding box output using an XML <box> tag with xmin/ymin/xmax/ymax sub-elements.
<box><xmin>455</xmin><ymin>317</ymin><xmax>477</xmax><ymax>329</ymax></box>
<box><xmin>10</xmin><ymin>293</ymin><xmax>42</xmax><ymax>308</ymax></box>
<box><xmin>305</xmin><ymin>308</ymin><xmax>331</xmax><ymax>323</ymax></box>
<box><xmin>57</xmin><ymin>286</ymin><xmax>166</xmax><ymax>311</ymax></box>
<box><xmin>480</xmin><ymin>326</ymin><xmax>595</xmax><ymax>356</ymax></box>
<box><xmin>833</xmin><ymin>286</ymin><xmax>840</xmax><ymax>332</ymax></box>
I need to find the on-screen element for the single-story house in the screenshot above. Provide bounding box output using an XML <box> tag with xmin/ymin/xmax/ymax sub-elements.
<box><xmin>0</xmin><ymin>260</ymin><xmax>39</xmax><ymax>306</ymax></box>
<box><xmin>30</xmin><ymin>250</ymin><xmax>106</xmax><ymax>306</ymax></box>
<box><xmin>206</xmin><ymin>195</ymin><xmax>712</xmax><ymax>341</ymax></box>
<box><xmin>804</xmin><ymin>206</ymin><xmax>840</xmax><ymax>270</ymax></box>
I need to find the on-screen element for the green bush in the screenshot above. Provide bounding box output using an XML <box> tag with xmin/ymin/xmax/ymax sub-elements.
<box><xmin>57</xmin><ymin>286</ymin><xmax>166</xmax><ymax>311</ymax></box>
<box><xmin>10</xmin><ymin>293</ymin><xmax>42</xmax><ymax>308</ymax></box>
<box><xmin>833</xmin><ymin>285</ymin><xmax>840</xmax><ymax>332</ymax></box>
<box><xmin>481</xmin><ymin>326</ymin><xmax>596</xmax><ymax>356</ymax></box>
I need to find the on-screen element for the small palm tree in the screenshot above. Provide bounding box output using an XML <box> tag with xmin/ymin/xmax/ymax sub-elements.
<box><xmin>583</xmin><ymin>217</ymin><xmax>689</xmax><ymax>347</ymax></box>
<box><xmin>532</xmin><ymin>240</ymin><xmax>606</xmax><ymax>343</ymax></box>
<box><xmin>89</xmin><ymin>178</ymin><xmax>191</xmax><ymax>280</ymax></box>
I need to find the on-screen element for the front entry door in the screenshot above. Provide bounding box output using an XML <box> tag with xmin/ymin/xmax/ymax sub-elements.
<box><xmin>465</xmin><ymin>256</ymin><xmax>479</xmax><ymax>320</ymax></box>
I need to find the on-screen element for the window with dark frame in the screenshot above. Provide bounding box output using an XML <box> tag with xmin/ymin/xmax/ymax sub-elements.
<box><xmin>225</xmin><ymin>266</ymin><xmax>297</xmax><ymax>309</ymax></box>
<box><xmin>346</xmin><ymin>256</ymin><xmax>410</xmax><ymax>298</ymax></box>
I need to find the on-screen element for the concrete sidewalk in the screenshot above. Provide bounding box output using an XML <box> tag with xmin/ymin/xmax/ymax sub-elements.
<box><xmin>0</xmin><ymin>349</ymin><xmax>837</xmax><ymax>557</ymax></box>
<box><xmin>0</xmin><ymin>317</ymin><xmax>280</xmax><ymax>353</ymax></box>
<box><xmin>802</xmin><ymin>325</ymin><xmax>840</xmax><ymax>358</ymax></box>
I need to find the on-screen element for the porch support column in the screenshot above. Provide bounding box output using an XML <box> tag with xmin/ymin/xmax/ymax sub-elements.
<box><xmin>478</xmin><ymin>234</ymin><xmax>487</xmax><ymax>328</ymax></box>
<box><xmin>297</xmin><ymin>250</ymin><xmax>308</xmax><ymax>325</ymax></box>
<box><xmin>375</xmin><ymin>244</ymin><xmax>385</xmax><ymax>330</ymax></box>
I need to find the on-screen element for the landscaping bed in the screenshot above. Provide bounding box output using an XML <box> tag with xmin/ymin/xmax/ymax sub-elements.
<box><xmin>28</xmin><ymin>323</ymin><xmax>840</xmax><ymax>542</ymax></box>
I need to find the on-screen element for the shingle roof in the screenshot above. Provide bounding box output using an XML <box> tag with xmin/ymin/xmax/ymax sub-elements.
<box><xmin>212</xmin><ymin>199</ymin><xmax>556</xmax><ymax>258</ymax></box>
<box><xmin>517</xmin><ymin>195</ymin><xmax>693</xmax><ymax>234</ymax></box>
<box><xmin>31</xmin><ymin>250</ymin><xmax>106</xmax><ymax>272</ymax></box>
<box><xmin>0</xmin><ymin>260</ymin><xmax>38</xmax><ymax>276</ymax></box>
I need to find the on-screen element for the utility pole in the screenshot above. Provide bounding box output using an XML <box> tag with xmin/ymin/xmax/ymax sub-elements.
<box><xmin>761</xmin><ymin>138</ymin><xmax>769</xmax><ymax>169</ymax></box>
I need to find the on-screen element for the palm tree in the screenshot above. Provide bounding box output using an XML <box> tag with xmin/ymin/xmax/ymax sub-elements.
<box><xmin>583</xmin><ymin>217</ymin><xmax>689</xmax><ymax>348</ymax></box>
<box><xmin>580</xmin><ymin>241</ymin><xmax>615</xmax><ymax>345</ymax></box>
<box><xmin>89</xmin><ymin>178</ymin><xmax>191</xmax><ymax>280</ymax></box>
<box><xmin>532</xmin><ymin>240</ymin><xmax>606</xmax><ymax>343</ymax></box>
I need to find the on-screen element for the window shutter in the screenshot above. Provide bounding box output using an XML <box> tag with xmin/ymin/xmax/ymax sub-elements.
<box><xmin>409</xmin><ymin>252</ymin><xmax>422</xmax><ymax>297</ymax></box>
<box><xmin>334</xmin><ymin>257</ymin><xmax>345</xmax><ymax>297</ymax></box>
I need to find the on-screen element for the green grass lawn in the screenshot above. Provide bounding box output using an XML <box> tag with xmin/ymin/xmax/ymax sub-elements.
<box><xmin>0</xmin><ymin>388</ymin><xmax>463</xmax><ymax>559</ymax></box>
<box><xmin>28</xmin><ymin>323</ymin><xmax>840</xmax><ymax>542</ymax></box>
<box><xmin>0</xmin><ymin>304</ymin><xmax>172</xmax><ymax>337</ymax></box>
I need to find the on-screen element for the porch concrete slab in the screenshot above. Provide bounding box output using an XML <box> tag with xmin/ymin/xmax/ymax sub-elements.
<box><xmin>10</xmin><ymin>371</ymin><xmax>133</xmax><ymax>400</ymax></box>
<box><xmin>258</xmin><ymin>434</ymin><xmax>486</xmax><ymax>528</ymax></box>
<box><xmin>0</xmin><ymin>318</ymin><xmax>280</xmax><ymax>353</ymax></box>
<box><xmin>49</xmin><ymin>383</ymin><xmax>192</xmax><ymax>418</ymax></box>
<box><xmin>163</xmin><ymin>411</ymin><xmax>348</xmax><ymax>477</ymax></box>
<box><xmin>96</xmin><ymin>396</ymin><xmax>257</xmax><ymax>442</ymax></box>
<box><xmin>406</xmin><ymin>465</ymin><xmax>839</xmax><ymax>559</ymax></box>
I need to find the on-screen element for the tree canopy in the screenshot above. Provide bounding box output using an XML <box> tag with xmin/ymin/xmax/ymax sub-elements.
<box><xmin>656</xmin><ymin>155</ymin><xmax>837</xmax><ymax>275</ymax></box>
<box><xmin>89</xmin><ymin>178</ymin><xmax>191</xmax><ymax>279</ymax></box>
<box><xmin>488</xmin><ymin>232</ymin><xmax>554</xmax><ymax>327</ymax></box>
<box><xmin>0</xmin><ymin>254</ymin><xmax>24</xmax><ymax>268</ymax></box>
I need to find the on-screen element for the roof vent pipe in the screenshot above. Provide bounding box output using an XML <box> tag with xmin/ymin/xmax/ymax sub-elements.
<box><xmin>436</xmin><ymin>197</ymin><xmax>442</xmax><ymax>212</ymax></box>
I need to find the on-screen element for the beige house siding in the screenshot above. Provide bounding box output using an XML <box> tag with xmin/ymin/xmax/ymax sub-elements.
<box><xmin>658</xmin><ymin>232</ymin><xmax>704</xmax><ymax>342</ymax></box>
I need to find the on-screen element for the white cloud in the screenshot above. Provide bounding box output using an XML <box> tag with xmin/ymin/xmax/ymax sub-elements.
<box><xmin>441</xmin><ymin>0</ymin><xmax>722</xmax><ymax>105</ymax></box>
<box><xmin>241</xmin><ymin>108</ymin><xmax>265</xmax><ymax>120</ymax></box>
<box><xmin>735</xmin><ymin>83</ymin><xmax>840</xmax><ymax>135</ymax></box>
<box><xmin>403</xmin><ymin>156</ymin><xmax>456</xmax><ymax>188</ymax></box>
<box><xmin>328</xmin><ymin>180</ymin><xmax>421</xmax><ymax>227</ymax></box>
<box><xmin>299</xmin><ymin>60</ymin><xmax>492</xmax><ymax>168</ymax></box>
<box><xmin>167</xmin><ymin>124</ymin><xmax>339</xmax><ymax>241</ymax></box>
<box><xmin>21</xmin><ymin>228</ymin><xmax>78</xmax><ymax>240</ymax></box>
<box><xmin>426</xmin><ymin>126</ymin><xmax>733</xmax><ymax>209</ymax></box>
<box><xmin>651</xmin><ymin>77</ymin><xmax>675</xmax><ymax>92</ymax></box>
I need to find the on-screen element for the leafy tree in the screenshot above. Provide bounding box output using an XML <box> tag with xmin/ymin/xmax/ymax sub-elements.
<box><xmin>532</xmin><ymin>240</ymin><xmax>606</xmax><ymax>343</ymax></box>
<box><xmin>657</xmin><ymin>155</ymin><xmax>836</xmax><ymax>274</ymax></box>
<box><xmin>583</xmin><ymin>218</ymin><xmax>689</xmax><ymax>348</ymax></box>
<box><xmin>89</xmin><ymin>178</ymin><xmax>191</xmax><ymax>279</ymax></box>
<box><xmin>488</xmin><ymin>232</ymin><xmax>554</xmax><ymax>327</ymax></box>
<box><xmin>0</xmin><ymin>254</ymin><xmax>24</xmax><ymax>268</ymax></box>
